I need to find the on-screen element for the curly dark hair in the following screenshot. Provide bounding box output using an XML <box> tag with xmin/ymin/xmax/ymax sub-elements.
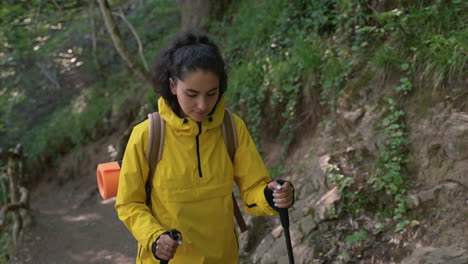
<box><xmin>152</xmin><ymin>32</ymin><xmax>227</xmax><ymax>116</ymax></box>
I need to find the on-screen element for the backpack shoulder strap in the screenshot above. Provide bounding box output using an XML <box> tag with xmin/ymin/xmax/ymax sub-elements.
<box><xmin>222</xmin><ymin>109</ymin><xmax>238</xmax><ymax>161</ymax></box>
<box><xmin>222</xmin><ymin>109</ymin><xmax>248</xmax><ymax>233</ymax></box>
<box><xmin>145</xmin><ymin>112</ymin><xmax>164</xmax><ymax>206</ymax></box>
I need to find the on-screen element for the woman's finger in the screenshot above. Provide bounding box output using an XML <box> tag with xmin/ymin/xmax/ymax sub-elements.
<box><xmin>156</xmin><ymin>234</ymin><xmax>180</xmax><ymax>260</ymax></box>
<box><xmin>273</xmin><ymin>185</ymin><xmax>294</xmax><ymax>208</ymax></box>
<box><xmin>267</xmin><ymin>181</ymin><xmax>281</xmax><ymax>191</ymax></box>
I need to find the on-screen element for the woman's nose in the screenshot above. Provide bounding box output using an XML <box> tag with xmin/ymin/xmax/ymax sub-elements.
<box><xmin>197</xmin><ymin>98</ymin><xmax>208</xmax><ymax>111</ymax></box>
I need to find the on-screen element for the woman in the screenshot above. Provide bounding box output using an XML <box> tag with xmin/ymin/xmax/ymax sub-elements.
<box><xmin>115</xmin><ymin>32</ymin><xmax>294</xmax><ymax>264</ymax></box>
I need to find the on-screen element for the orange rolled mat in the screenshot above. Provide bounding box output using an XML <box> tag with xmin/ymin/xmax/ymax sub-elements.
<box><xmin>96</xmin><ymin>161</ymin><xmax>121</xmax><ymax>199</ymax></box>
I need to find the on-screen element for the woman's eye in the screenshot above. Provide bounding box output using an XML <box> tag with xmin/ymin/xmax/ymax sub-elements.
<box><xmin>186</xmin><ymin>93</ymin><xmax>196</xmax><ymax>98</ymax></box>
<box><xmin>208</xmin><ymin>92</ymin><xmax>217</xmax><ymax>96</ymax></box>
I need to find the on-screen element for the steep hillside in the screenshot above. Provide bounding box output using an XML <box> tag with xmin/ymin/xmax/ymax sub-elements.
<box><xmin>238</xmin><ymin>69</ymin><xmax>468</xmax><ymax>264</ymax></box>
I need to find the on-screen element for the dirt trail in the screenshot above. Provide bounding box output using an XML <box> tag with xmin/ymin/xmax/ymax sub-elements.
<box><xmin>8</xmin><ymin>136</ymin><xmax>137</xmax><ymax>264</ymax></box>
<box><xmin>9</xmin><ymin>179</ymin><xmax>135</xmax><ymax>264</ymax></box>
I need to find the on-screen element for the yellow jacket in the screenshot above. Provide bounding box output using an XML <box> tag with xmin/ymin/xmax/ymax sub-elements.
<box><xmin>115</xmin><ymin>96</ymin><xmax>278</xmax><ymax>264</ymax></box>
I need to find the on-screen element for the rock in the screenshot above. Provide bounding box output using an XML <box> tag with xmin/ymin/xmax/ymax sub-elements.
<box><xmin>409</xmin><ymin>182</ymin><xmax>461</xmax><ymax>208</ymax></box>
<box><xmin>291</xmin><ymin>229</ymin><xmax>303</xmax><ymax>247</ymax></box>
<box><xmin>298</xmin><ymin>214</ymin><xmax>317</xmax><ymax>236</ymax></box>
<box><xmin>319</xmin><ymin>154</ymin><xmax>333</xmax><ymax>172</ymax></box>
<box><xmin>252</xmin><ymin>234</ymin><xmax>276</xmax><ymax>263</ymax></box>
<box><xmin>315</xmin><ymin>186</ymin><xmax>341</xmax><ymax>221</ymax></box>
<box><xmin>442</xmin><ymin>113</ymin><xmax>468</xmax><ymax>161</ymax></box>
<box><xmin>293</xmin><ymin>244</ymin><xmax>315</xmax><ymax>264</ymax></box>
<box><xmin>410</xmin><ymin>107</ymin><xmax>468</xmax><ymax>188</ymax></box>
<box><xmin>401</xmin><ymin>243</ymin><xmax>468</xmax><ymax>264</ymax></box>
<box><xmin>253</xmin><ymin>227</ymin><xmax>304</xmax><ymax>264</ymax></box>
<box><xmin>341</xmin><ymin>107</ymin><xmax>364</xmax><ymax>124</ymax></box>
<box><xmin>271</xmin><ymin>225</ymin><xmax>283</xmax><ymax>238</ymax></box>
<box><xmin>259</xmin><ymin>238</ymin><xmax>290</xmax><ymax>264</ymax></box>
<box><xmin>239</xmin><ymin>215</ymin><xmax>270</xmax><ymax>253</ymax></box>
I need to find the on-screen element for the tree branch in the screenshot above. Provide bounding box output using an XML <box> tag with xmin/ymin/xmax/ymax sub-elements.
<box><xmin>96</xmin><ymin>0</ymin><xmax>151</xmax><ymax>87</ymax></box>
<box><xmin>51</xmin><ymin>0</ymin><xmax>62</xmax><ymax>12</ymax></box>
<box><xmin>0</xmin><ymin>186</ymin><xmax>28</xmax><ymax>227</ymax></box>
<box><xmin>88</xmin><ymin>0</ymin><xmax>102</xmax><ymax>73</ymax></box>
<box><xmin>113</xmin><ymin>7</ymin><xmax>149</xmax><ymax>71</ymax></box>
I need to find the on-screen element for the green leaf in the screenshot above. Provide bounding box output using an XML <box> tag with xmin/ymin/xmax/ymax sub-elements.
<box><xmin>387</xmin><ymin>124</ymin><xmax>400</xmax><ymax>130</ymax></box>
<box><xmin>346</xmin><ymin>231</ymin><xmax>367</xmax><ymax>244</ymax></box>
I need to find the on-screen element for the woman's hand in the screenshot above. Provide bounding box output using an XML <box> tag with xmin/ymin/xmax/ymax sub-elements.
<box><xmin>155</xmin><ymin>232</ymin><xmax>183</xmax><ymax>261</ymax></box>
<box><xmin>267</xmin><ymin>181</ymin><xmax>294</xmax><ymax>209</ymax></box>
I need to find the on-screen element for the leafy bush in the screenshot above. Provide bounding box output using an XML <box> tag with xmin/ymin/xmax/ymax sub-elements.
<box><xmin>0</xmin><ymin>233</ymin><xmax>10</xmax><ymax>264</ymax></box>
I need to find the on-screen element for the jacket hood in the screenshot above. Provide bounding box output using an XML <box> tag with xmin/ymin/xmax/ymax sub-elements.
<box><xmin>158</xmin><ymin>95</ymin><xmax>226</xmax><ymax>136</ymax></box>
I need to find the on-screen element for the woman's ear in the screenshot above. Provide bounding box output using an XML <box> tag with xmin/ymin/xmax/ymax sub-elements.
<box><xmin>169</xmin><ymin>78</ymin><xmax>177</xmax><ymax>95</ymax></box>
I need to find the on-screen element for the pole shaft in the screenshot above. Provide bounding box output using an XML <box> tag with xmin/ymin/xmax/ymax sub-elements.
<box><xmin>284</xmin><ymin>228</ymin><xmax>295</xmax><ymax>264</ymax></box>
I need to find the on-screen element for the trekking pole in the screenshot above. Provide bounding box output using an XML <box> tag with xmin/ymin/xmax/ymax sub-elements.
<box><xmin>160</xmin><ymin>229</ymin><xmax>181</xmax><ymax>264</ymax></box>
<box><xmin>277</xmin><ymin>180</ymin><xmax>295</xmax><ymax>264</ymax></box>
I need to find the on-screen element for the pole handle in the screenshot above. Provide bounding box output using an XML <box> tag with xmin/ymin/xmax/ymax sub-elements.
<box><xmin>159</xmin><ymin>229</ymin><xmax>181</xmax><ymax>264</ymax></box>
<box><xmin>275</xmin><ymin>180</ymin><xmax>290</xmax><ymax>229</ymax></box>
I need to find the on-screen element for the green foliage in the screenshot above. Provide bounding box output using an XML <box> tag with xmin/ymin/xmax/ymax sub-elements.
<box><xmin>268</xmin><ymin>164</ymin><xmax>287</xmax><ymax>177</ymax></box>
<box><xmin>0</xmin><ymin>0</ymin><xmax>179</xmax><ymax>164</ymax></box>
<box><xmin>121</xmin><ymin>0</ymin><xmax>179</xmax><ymax>61</ymax></box>
<box><xmin>219</xmin><ymin>0</ymin><xmax>465</xmax><ymax>232</ymax></box>
<box><xmin>318</xmin><ymin>47</ymin><xmax>352</xmax><ymax>109</ymax></box>
<box><xmin>324</xmin><ymin>164</ymin><xmax>355</xmax><ymax>192</ymax></box>
<box><xmin>368</xmin><ymin>1</ymin><xmax>467</xmax><ymax>88</ymax></box>
<box><xmin>0</xmin><ymin>233</ymin><xmax>10</xmax><ymax>264</ymax></box>
<box><xmin>395</xmin><ymin>219</ymin><xmax>420</xmax><ymax>233</ymax></box>
<box><xmin>345</xmin><ymin>231</ymin><xmax>367</xmax><ymax>244</ymax></box>
<box><xmin>325</xmin><ymin>78</ymin><xmax>414</xmax><ymax>231</ymax></box>
<box><xmin>368</xmin><ymin>78</ymin><xmax>413</xmax><ymax>221</ymax></box>
<box><xmin>0</xmin><ymin>0</ymin><xmax>87</xmax><ymax>149</ymax></box>
<box><xmin>22</xmin><ymin>73</ymin><xmax>138</xmax><ymax>163</ymax></box>
<box><xmin>394</xmin><ymin>77</ymin><xmax>412</xmax><ymax>95</ymax></box>
<box><xmin>325</xmin><ymin>162</ymin><xmax>367</xmax><ymax>216</ymax></box>
<box><xmin>219</xmin><ymin>0</ymin><xmax>352</xmax><ymax>153</ymax></box>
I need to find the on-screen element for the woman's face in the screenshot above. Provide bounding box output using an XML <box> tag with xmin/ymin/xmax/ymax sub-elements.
<box><xmin>170</xmin><ymin>70</ymin><xmax>220</xmax><ymax>122</ymax></box>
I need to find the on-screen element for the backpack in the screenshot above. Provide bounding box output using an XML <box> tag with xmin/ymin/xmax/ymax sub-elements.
<box><xmin>145</xmin><ymin>109</ymin><xmax>248</xmax><ymax>233</ymax></box>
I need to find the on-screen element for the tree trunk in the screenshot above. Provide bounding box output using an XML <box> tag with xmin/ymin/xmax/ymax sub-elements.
<box><xmin>177</xmin><ymin>0</ymin><xmax>232</xmax><ymax>32</ymax></box>
<box><xmin>96</xmin><ymin>0</ymin><xmax>151</xmax><ymax>86</ymax></box>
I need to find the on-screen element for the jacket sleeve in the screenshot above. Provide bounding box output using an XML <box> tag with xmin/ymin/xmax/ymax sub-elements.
<box><xmin>232</xmin><ymin>115</ymin><xmax>278</xmax><ymax>216</ymax></box>
<box><xmin>115</xmin><ymin>121</ymin><xmax>166</xmax><ymax>253</ymax></box>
